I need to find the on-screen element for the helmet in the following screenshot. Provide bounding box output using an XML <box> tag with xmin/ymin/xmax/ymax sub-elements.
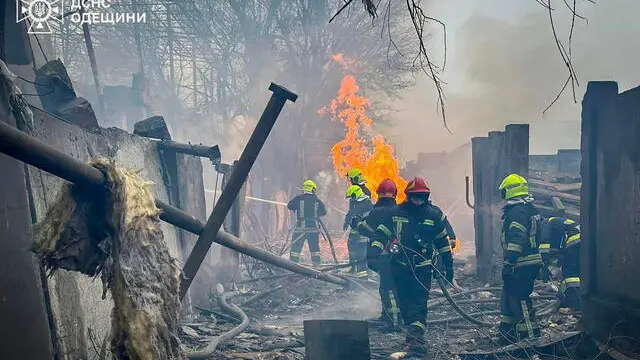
<box><xmin>302</xmin><ymin>179</ymin><xmax>317</xmax><ymax>193</ymax></box>
<box><xmin>376</xmin><ymin>179</ymin><xmax>397</xmax><ymax>198</ymax></box>
<box><xmin>346</xmin><ymin>168</ymin><xmax>362</xmax><ymax>178</ymax></box>
<box><xmin>346</xmin><ymin>168</ymin><xmax>365</xmax><ymax>185</ymax></box>
<box><xmin>345</xmin><ymin>184</ymin><xmax>365</xmax><ymax>199</ymax></box>
<box><xmin>404</xmin><ymin>177</ymin><xmax>431</xmax><ymax>195</ymax></box>
<box><xmin>498</xmin><ymin>173</ymin><xmax>529</xmax><ymax>200</ymax></box>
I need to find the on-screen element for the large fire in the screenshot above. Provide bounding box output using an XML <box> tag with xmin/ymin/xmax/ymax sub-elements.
<box><xmin>320</xmin><ymin>54</ymin><xmax>408</xmax><ymax>202</ymax></box>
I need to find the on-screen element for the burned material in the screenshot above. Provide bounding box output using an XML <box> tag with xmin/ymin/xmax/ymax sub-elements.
<box><xmin>32</xmin><ymin>158</ymin><xmax>185</xmax><ymax>360</ymax></box>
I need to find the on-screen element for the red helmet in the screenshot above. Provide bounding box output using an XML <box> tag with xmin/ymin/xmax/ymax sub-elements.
<box><xmin>376</xmin><ymin>179</ymin><xmax>398</xmax><ymax>198</ymax></box>
<box><xmin>404</xmin><ymin>177</ymin><xmax>431</xmax><ymax>194</ymax></box>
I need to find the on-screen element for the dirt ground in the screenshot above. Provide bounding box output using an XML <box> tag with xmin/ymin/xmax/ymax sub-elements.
<box><xmin>180</xmin><ymin>258</ymin><xmax>582</xmax><ymax>360</ymax></box>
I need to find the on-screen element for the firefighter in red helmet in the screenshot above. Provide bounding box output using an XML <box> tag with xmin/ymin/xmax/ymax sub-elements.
<box><xmin>351</xmin><ymin>179</ymin><xmax>401</xmax><ymax>331</ymax></box>
<box><xmin>370</xmin><ymin>177</ymin><xmax>454</xmax><ymax>355</ymax></box>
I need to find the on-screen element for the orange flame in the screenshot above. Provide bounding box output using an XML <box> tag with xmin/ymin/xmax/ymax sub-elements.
<box><xmin>320</xmin><ymin>54</ymin><xmax>407</xmax><ymax>202</ymax></box>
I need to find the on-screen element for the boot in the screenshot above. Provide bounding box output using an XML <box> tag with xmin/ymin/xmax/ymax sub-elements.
<box><xmin>562</xmin><ymin>287</ymin><xmax>582</xmax><ymax>312</ymax></box>
<box><xmin>403</xmin><ymin>324</ymin><xmax>427</xmax><ymax>355</ymax></box>
<box><xmin>516</xmin><ymin>325</ymin><xmax>541</xmax><ymax>342</ymax></box>
<box><xmin>494</xmin><ymin>323</ymin><xmax>517</xmax><ymax>347</ymax></box>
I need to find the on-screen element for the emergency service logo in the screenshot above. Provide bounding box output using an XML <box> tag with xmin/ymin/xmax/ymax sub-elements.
<box><xmin>16</xmin><ymin>0</ymin><xmax>64</xmax><ymax>35</ymax></box>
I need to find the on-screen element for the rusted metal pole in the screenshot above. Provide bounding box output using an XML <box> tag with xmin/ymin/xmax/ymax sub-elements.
<box><xmin>0</xmin><ymin>120</ymin><xmax>348</xmax><ymax>291</ymax></box>
<box><xmin>465</xmin><ymin>175</ymin><xmax>474</xmax><ymax>209</ymax></box>
<box><xmin>155</xmin><ymin>140</ymin><xmax>221</xmax><ymax>164</ymax></box>
<box><xmin>179</xmin><ymin>83</ymin><xmax>298</xmax><ymax>298</ymax></box>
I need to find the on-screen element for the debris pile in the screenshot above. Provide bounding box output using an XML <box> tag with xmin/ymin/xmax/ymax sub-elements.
<box><xmin>32</xmin><ymin>158</ymin><xmax>184</xmax><ymax>360</ymax></box>
<box><xmin>180</xmin><ymin>260</ymin><xmax>582</xmax><ymax>359</ymax></box>
<box><xmin>528</xmin><ymin>175</ymin><xmax>581</xmax><ymax>220</ymax></box>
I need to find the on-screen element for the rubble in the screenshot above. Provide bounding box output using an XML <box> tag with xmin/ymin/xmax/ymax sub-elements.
<box><xmin>178</xmin><ymin>261</ymin><xmax>582</xmax><ymax>359</ymax></box>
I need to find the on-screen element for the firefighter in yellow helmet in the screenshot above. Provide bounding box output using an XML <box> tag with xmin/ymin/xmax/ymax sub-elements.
<box><xmin>346</xmin><ymin>168</ymin><xmax>372</xmax><ymax>197</ymax></box>
<box><xmin>539</xmin><ymin>216</ymin><xmax>581</xmax><ymax>311</ymax></box>
<box><xmin>287</xmin><ymin>180</ymin><xmax>327</xmax><ymax>266</ymax></box>
<box><xmin>344</xmin><ymin>184</ymin><xmax>373</xmax><ymax>277</ymax></box>
<box><xmin>497</xmin><ymin>173</ymin><xmax>543</xmax><ymax>344</ymax></box>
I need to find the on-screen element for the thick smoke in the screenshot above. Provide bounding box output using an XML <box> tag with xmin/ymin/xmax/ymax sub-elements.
<box><xmin>390</xmin><ymin>0</ymin><xmax>640</xmax><ymax>158</ymax></box>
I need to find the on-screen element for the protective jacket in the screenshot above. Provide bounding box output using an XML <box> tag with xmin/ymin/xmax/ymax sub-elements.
<box><xmin>372</xmin><ymin>202</ymin><xmax>453</xmax><ymax>277</ymax></box>
<box><xmin>539</xmin><ymin>217</ymin><xmax>580</xmax><ymax>256</ymax></box>
<box><xmin>370</xmin><ymin>201</ymin><xmax>453</xmax><ymax>350</ymax></box>
<box><xmin>344</xmin><ymin>197</ymin><xmax>373</xmax><ymax>233</ymax></box>
<box><xmin>287</xmin><ymin>193</ymin><xmax>327</xmax><ymax>229</ymax></box>
<box><xmin>354</xmin><ymin>197</ymin><xmax>400</xmax><ymax>328</ymax></box>
<box><xmin>539</xmin><ymin>216</ymin><xmax>581</xmax><ymax>308</ymax></box>
<box><xmin>501</xmin><ymin>196</ymin><xmax>543</xmax><ymax>268</ymax></box>
<box><xmin>354</xmin><ymin>197</ymin><xmax>397</xmax><ymax>239</ymax></box>
<box><xmin>499</xmin><ymin>195</ymin><xmax>543</xmax><ymax>341</ymax></box>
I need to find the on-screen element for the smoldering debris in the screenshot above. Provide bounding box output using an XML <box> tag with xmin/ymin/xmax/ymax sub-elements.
<box><xmin>32</xmin><ymin>158</ymin><xmax>184</xmax><ymax>360</ymax></box>
<box><xmin>180</xmin><ymin>261</ymin><xmax>582</xmax><ymax>359</ymax></box>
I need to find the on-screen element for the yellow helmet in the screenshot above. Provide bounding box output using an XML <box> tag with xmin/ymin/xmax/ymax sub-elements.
<box><xmin>345</xmin><ymin>184</ymin><xmax>364</xmax><ymax>199</ymax></box>
<box><xmin>346</xmin><ymin>168</ymin><xmax>365</xmax><ymax>184</ymax></box>
<box><xmin>346</xmin><ymin>168</ymin><xmax>362</xmax><ymax>179</ymax></box>
<box><xmin>498</xmin><ymin>173</ymin><xmax>529</xmax><ymax>200</ymax></box>
<box><xmin>302</xmin><ymin>179</ymin><xmax>317</xmax><ymax>193</ymax></box>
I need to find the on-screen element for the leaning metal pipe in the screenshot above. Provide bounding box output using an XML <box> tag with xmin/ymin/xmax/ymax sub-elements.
<box><xmin>0</xmin><ymin>120</ymin><xmax>348</xmax><ymax>289</ymax></box>
<box><xmin>180</xmin><ymin>83</ymin><xmax>298</xmax><ymax>298</ymax></box>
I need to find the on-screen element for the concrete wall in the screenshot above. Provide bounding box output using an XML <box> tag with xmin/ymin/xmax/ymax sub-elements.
<box><xmin>0</xmin><ymin>76</ymin><xmax>55</xmax><ymax>360</ymax></box>
<box><xmin>580</xmin><ymin>81</ymin><xmax>640</xmax><ymax>353</ymax></box>
<box><xmin>472</xmin><ymin>124</ymin><xmax>529</xmax><ymax>284</ymax></box>
<box><xmin>5</xmin><ymin>106</ymin><xmax>208</xmax><ymax>359</ymax></box>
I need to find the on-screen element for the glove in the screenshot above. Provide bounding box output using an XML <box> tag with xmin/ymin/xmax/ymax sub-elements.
<box><xmin>450</xmin><ymin>239</ymin><xmax>457</xmax><ymax>249</ymax></box>
<box><xmin>502</xmin><ymin>264</ymin><xmax>515</xmax><ymax>276</ymax></box>
<box><xmin>343</xmin><ymin>222</ymin><xmax>349</xmax><ymax>231</ymax></box>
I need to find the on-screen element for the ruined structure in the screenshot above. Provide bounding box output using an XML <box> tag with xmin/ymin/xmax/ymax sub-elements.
<box><xmin>471</xmin><ymin>124</ymin><xmax>529</xmax><ymax>283</ymax></box>
<box><xmin>580</xmin><ymin>81</ymin><xmax>640</xmax><ymax>355</ymax></box>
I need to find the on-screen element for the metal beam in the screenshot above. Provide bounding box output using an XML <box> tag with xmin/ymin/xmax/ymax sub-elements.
<box><xmin>179</xmin><ymin>83</ymin><xmax>298</xmax><ymax>298</ymax></box>
<box><xmin>155</xmin><ymin>140</ymin><xmax>221</xmax><ymax>165</ymax></box>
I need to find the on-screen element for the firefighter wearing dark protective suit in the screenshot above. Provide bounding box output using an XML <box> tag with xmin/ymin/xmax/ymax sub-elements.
<box><xmin>352</xmin><ymin>179</ymin><xmax>401</xmax><ymax>331</ymax></box>
<box><xmin>371</xmin><ymin>177</ymin><xmax>454</xmax><ymax>355</ymax></box>
<box><xmin>539</xmin><ymin>216</ymin><xmax>581</xmax><ymax>310</ymax></box>
<box><xmin>497</xmin><ymin>174</ymin><xmax>543</xmax><ymax>344</ymax></box>
<box><xmin>287</xmin><ymin>180</ymin><xmax>327</xmax><ymax>266</ymax></box>
<box><xmin>344</xmin><ymin>184</ymin><xmax>373</xmax><ymax>277</ymax></box>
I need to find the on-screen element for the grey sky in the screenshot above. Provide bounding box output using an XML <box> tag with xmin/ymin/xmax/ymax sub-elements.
<box><xmin>384</xmin><ymin>0</ymin><xmax>640</xmax><ymax>159</ymax></box>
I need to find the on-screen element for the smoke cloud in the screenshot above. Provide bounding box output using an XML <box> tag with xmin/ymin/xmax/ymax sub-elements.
<box><xmin>388</xmin><ymin>0</ymin><xmax>640</xmax><ymax>159</ymax></box>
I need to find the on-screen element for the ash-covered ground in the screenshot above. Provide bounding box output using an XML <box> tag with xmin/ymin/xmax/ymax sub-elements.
<box><xmin>180</xmin><ymin>258</ymin><xmax>582</xmax><ymax>360</ymax></box>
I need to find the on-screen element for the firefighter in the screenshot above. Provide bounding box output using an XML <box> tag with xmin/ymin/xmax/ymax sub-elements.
<box><xmin>371</xmin><ymin>177</ymin><xmax>454</xmax><ymax>355</ymax></box>
<box><xmin>539</xmin><ymin>216</ymin><xmax>581</xmax><ymax>311</ymax></box>
<box><xmin>497</xmin><ymin>173</ymin><xmax>543</xmax><ymax>344</ymax></box>
<box><xmin>287</xmin><ymin>180</ymin><xmax>327</xmax><ymax>266</ymax></box>
<box><xmin>352</xmin><ymin>179</ymin><xmax>401</xmax><ymax>331</ymax></box>
<box><xmin>344</xmin><ymin>184</ymin><xmax>373</xmax><ymax>277</ymax></box>
<box><xmin>346</xmin><ymin>168</ymin><xmax>372</xmax><ymax>197</ymax></box>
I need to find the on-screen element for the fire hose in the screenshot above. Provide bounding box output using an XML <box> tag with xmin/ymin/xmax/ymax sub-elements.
<box><xmin>187</xmin><ymin>287</ymin><xmax>250</xmax><ymax>359</ymax></box>
<box><xmin>318</xmin><ymin>218</ymin><xmax>339</xmax><ymax>263</ymax></box>
<box><xmin>435</xmin><ymin>278</ymin><xmax>494</xmax><ymax>327</ymax></box>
